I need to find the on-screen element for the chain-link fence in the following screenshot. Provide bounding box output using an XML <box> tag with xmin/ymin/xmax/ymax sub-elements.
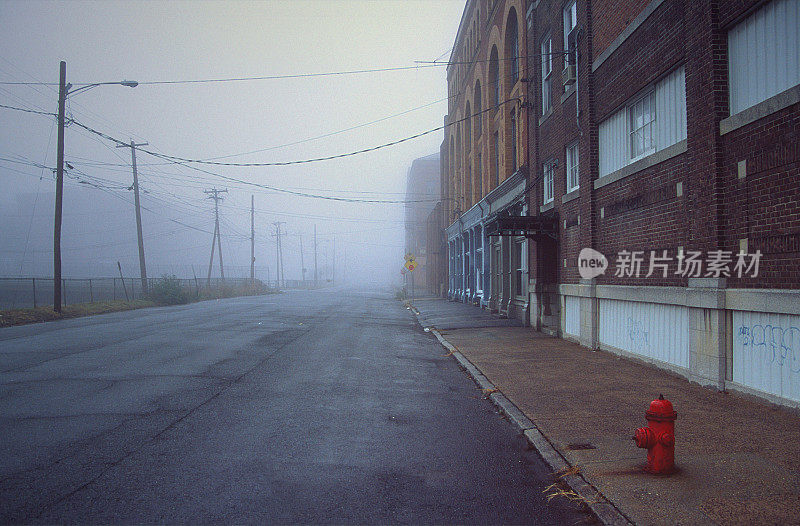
<box><xmin>0</xmin><ymin>277</ymin><xmax>325</xmax><ymax>310</ymax></box>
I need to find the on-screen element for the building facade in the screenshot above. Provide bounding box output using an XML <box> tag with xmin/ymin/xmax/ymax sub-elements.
<box><xmin>442</xmin><ymin>0</ymin><xmax>800</xmax><ymax>407</ymax></box>
<box><xmin>442</xmin><ymin>0</ymin><xmax>532</xmax><ymax>321</ymax></box>
<box><xmin>404</xmin><ymin>153</ymin><xmax>441</xmax><ymax>291</ymax></box>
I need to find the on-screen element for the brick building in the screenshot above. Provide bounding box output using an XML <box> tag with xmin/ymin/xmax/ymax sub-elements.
<box><xmin>442</xmin><ymin>0</ymin><xmax>532</xmax><ymax>321</ymax></box>
<box><xmin>442</xmin><ymin>0</ymin><xmax>800</xmax><ymax>407</ymax></box>
<box><xmin>404</xmin><ymin>153</ymin><xmax>440</xmax><ymax>292</ymax></box>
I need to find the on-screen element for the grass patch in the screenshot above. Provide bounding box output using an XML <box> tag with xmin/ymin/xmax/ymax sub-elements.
<box><xmin>0</xmin><ymin>300</ymin><xmax>155</xmax><ymax>328</ymax></box>
<box><xmin>0</xmin><ymin>277</ymin><xmax>281</xmax><ymax>328</ymax></box>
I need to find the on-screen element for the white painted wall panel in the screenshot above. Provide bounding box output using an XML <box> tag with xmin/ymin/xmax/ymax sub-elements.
<box><xmin>598</xmin><ymin>108</ymin><xmax>626</xmax><ymax>177</ymax></box>
<box><xmin>564</xmin><ymin>295</ymin><xmax>581</xmax><ymax>337</ymax></box>
<box><xmin>728</xmin><ymin>0</ymin><xmax>800</xmax><ymax>114</ymax></box>
<box><xmin>599</xmin><ymin>299</ymin><xmax>689</xmax><ymax>369</ymax></box>
<box><xmin>733</xmin><ymin>310</ymin><xmax>800</xmax><ymax>403</ymax></box>
<box><xmin>655</xmin><ymin>66</ymin><xmax>686</xmax><ymax>149</ymax></box>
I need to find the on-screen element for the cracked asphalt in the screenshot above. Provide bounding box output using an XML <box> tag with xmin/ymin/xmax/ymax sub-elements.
<box><xmin>0</xmin><ymin>288</ymin><xmax>594</xmax><ymax>524</ymax></box>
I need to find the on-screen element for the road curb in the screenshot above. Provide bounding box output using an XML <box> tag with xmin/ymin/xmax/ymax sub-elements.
<box><xmin>424</xmin><ymin>322</ymin><xmax>633</xmax><ymax>526</ymax></box>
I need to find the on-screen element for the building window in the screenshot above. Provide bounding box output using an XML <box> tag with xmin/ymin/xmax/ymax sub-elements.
<box><xmin>466</xmin><ymin>161</ymin><xmax>472</xmax><ymax>205</ymax></box>
<box><xmin>728</xmin><ymin>0</ymin><xmax>800</xmax><ymax>114</ymax></box>
<box><xmin>541</xmin><ymin>34</ymin><xmax>552</xmax><ymax>115</ymax></box>
<box><xmin>475</xmin><ymin>228</ymin><xmax>483</xmax><ymax>293</ymax></box>
<box><xmin>598</xmin><ymin>66</ymin><xmax>686</xmax><ymax>177</ymax></box>
<box><xmin>563</xmin><ymin>0</ymin><xmax>577</xmax><ymax>63</ymax></box>
<box><xmin>493</xmin><ymin>131</ymin><xmax>500</xmax><ymax>187</ymax></box>
<box><xmin>490</xmin><ymin>46</ymin><xmax>500</xmax><ymax>106</ymax></box>
<box><xmin>566</xmin><ymin>141</ymin><xmax>579</xmax><ymax>192</ymax></box>
<box><xmin>543</xmin><ymin>161</ymin><xmax>554</xmax><ymax>204</ymax></box>
<box><xmin>465</xmin><ymin>102</ymin><xmax>472</xmax><ymax>150</ymax></box>
<box><xmin>629</xmin><ymin>90</ymin><xmax>655</xmax><ymax>160</ymax></box>
<box><xmin>507</xmin><ymin>9</ymin><xmax>519</xmax><ymax>85</ymax></box>
<box><xmin>510</xmin><ymin>108</ymin><xmax>518</xmax><ymax>172</ymax></box>
<box><xmin>474</xmin><ymin>80</ymin><xmax>482</xmax><ymax>137</ymax></box>
<box><xmin>514</xmin><ymin>238</ymin><xmax>526</xmax><ymax>297</ymax></box>
<box><xmin>477</xmin><ymin>152</ymin><xmax>483</xmax><ymax>197</ymax></box>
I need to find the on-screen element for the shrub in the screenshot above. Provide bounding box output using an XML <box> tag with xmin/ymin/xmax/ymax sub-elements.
<box><xmin>148</xmin><ymin>275</ymin><xmax>191</xmax><ymax>305</ymax></box>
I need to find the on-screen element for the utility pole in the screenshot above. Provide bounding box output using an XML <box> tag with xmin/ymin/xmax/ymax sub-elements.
<box><xmin>273</xmin><ymin>221</ymin><xmax>286</xmax><ymax>288</ymax></box>
<box><xmin>205</xmin><ymin>188</ymin><xmax>227</xmax><ymax>285</ymax></box>
<box><xmin>51</xmin><ymin>61</ymin><xmax>137</xmax><ymax>313</ymax></box>
<box><xmin>314</xmin><ymin>224</ymin><xmax>318</xmax><ymax>287</ymax></box>
<box><xmin>332</xmin><ymin>237</ymin><xmax>336</xmax><ymax>285</ymax></box>
<box><xmin>117</xmin><ymin>139</ymin><xmax>149</xmax><ymax>294</ymax></box>
<box><xmin>250</xmin><ymin>195</ymin><xmax>255</xmax><ymax>283</ymax></box>
<box><xmin>53</xmin><ymin>61</ymin><xmax>66</xmax><ymax>312</ymax></box>
<box><xmin>299</xmin><ymin>234</ymin><xmax>305</xmax><ymax>285</ymax></box>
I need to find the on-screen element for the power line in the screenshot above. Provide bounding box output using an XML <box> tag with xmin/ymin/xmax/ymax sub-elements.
<box><xmin>114</xmin><ymin>98</ymin><xmax>515</xmax><ymax>168</ymax></box>
<box><xmin>0</xmin><ymin>102</ymin><xmax>55</xmax><ymax>117</ymax></box>
<box><xmin>0</xmin><ymin>64</ymin><xmax>444</xmax><ymax>87</ymax></box>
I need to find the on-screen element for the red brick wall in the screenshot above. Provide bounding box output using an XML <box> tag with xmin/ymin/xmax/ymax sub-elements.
<box><xmin>592</xmin><ymin>0</ymin><xmax>651</xmax><ymax>58</ymax></box>
<box><xmin>522</xmin><ymin>0</ymin><xmax>799</xmax><ymax>290</ymax></box>
<box><xmin>593</xmin><ymin>0</ymin><xmax>685</xmax><ymax>120</ymax></box>
<box><xmin>721</xmin><ymin>104</ymin><xmax>800</xmax><ymax>289</ymax></box>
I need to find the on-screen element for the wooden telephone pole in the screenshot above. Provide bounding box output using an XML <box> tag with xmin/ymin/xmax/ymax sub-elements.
<box><xmin>250</xmin><ymin>195</ymin><xmax>255</xmax><ymax>283</ymax></box>
<box><xmin>273</xmin><ymin>222</ymin><xmax>285</xmax><ymax>288</ymax></box>
<box><xmin>117</xmin><ymin>139</ymin><xmax>149</xmax><ymax>294</ymax></box>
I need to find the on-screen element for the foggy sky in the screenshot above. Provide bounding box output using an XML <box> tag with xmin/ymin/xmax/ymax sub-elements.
<box><xmin>0</xmin><ymin>0</ymin><xmax>464</xmax><ymax>286</ymax></box>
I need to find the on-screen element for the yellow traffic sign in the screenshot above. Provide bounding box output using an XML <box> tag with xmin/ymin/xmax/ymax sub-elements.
<box><xmin>405</xmin><ymin>260</ymin><xmax>418</xmax><ymax>272</ymax></box>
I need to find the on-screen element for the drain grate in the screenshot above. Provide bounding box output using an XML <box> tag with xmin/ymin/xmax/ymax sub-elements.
<box><xmin>566</xmin><ymin>443</ymin><xmax>597</xmax><ymax>450</ymax></box>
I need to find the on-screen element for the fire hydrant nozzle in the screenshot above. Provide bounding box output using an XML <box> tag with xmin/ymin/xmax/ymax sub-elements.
<box><xmin>633</xmin><ymin>394</ymin><xmax>677</xmax><ymax>474</ymax></box>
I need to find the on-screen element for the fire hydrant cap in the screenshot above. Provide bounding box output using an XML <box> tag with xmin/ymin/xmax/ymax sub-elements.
<box><xmin>646</xmin><ymin>394</ymin><xmax>677</xmax><ymax>420</ymax></box>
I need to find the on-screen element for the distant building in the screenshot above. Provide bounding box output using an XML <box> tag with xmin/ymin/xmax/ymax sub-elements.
<box><xmin>404</xmin><ymin>153</ymin><xmax>440</xmax><ymax>292</ymax></box>
<box><xmin>442</xmin><ymin>0</ymin><xmax>800</xmax><ymax>408</ymax></box>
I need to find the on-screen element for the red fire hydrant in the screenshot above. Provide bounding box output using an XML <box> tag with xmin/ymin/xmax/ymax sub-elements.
<box><xmin>633</xmin><ymin>394</ymin><xmax>677</xmax><ymax>474</ymax></box>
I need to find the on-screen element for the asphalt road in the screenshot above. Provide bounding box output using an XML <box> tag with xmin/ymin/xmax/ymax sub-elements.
<box><xmin>0</xmin><ymin>288</ymin><xmax>593</xmax><ymax>524</ymax></box>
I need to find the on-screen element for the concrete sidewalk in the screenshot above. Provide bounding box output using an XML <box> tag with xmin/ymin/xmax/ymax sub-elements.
<box><xmin>411</xmin><ymin>298</ymin><xmax>800</xmax><ymax>526</ymax></box>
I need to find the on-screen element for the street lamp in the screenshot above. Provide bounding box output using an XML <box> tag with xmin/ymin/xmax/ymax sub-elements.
<box><xmin>53</xmin><ymin>60</ymin><xmax>137</xmax><ymax>313</ymax></box>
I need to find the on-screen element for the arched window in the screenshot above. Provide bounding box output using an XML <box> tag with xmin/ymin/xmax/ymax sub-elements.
<box><xmin>456</xmin><ymin>125</ymin><xmax>462</xmax><ymax>207</ymax></box>
<box><xmin>449</xmin><ymin>134</ymin><xmax>455</xmax><ymax>209</ymax></box>
<box><xmin>474</xmin><ymin>80</ymin><xmax>482</xmax><ymax>138</ymax></box>
<box><xmin>489</xmin><ymin>46</ymin><xmax>500</xmax><ymax>107</ymax></box>
<box><xmin>510</xmin><ymin>108</ymin><xmax>518</xmax><ymax>172</ymax></box>
<box><xmin>505</xmin><ymin>8</ymin><xmax>519</xmax><ymax>89</ymax></box>
<box><xmin>465</xmin><ymin>101</ymin><xmax>472</xmax><ymax>151</ymax></box>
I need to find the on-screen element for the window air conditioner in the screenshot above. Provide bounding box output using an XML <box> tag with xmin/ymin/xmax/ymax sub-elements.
<box><xmin>563</xmin><ymin>64</ymin><xmax>576</xmax><ymax>86</ymax></box>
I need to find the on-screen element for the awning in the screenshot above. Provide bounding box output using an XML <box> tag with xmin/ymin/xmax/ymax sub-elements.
<box><xmin>484</xmin><ymin>214</ymin><xmax>557</xmax><ymax>240</ymax></box>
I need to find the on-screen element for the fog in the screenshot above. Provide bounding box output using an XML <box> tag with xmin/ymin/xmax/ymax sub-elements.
<box><xmin>0</xmin><ymin>0</ymin><xmax>464</xmax><ymax>289</ymax></box>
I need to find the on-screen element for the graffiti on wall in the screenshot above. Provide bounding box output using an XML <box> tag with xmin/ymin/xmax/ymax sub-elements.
<box><xmin>738</xmin><ymin>324</ymin><xmax>800</xmax><ymax>374</ymax></box>
<box><xmin>627</xmin><ymin>317</ymin><xmax>650</xmax><ymax>352</ymax></box>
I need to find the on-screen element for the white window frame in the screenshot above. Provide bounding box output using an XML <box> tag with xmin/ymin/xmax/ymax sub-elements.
<box><xmin>598</xmin><ymin>66</ymin><xmax>686</xmax><ymax>177</ymax></box>
<box><xmin>541</xmin><ymin>34</ymin><xmax>552</xmax><ymax>114</ymax></box>
<box><xmin>628</xmin><ymin>89</ymin><xmax>656</xmax><ymax>161</ymax></box>
<box><xmin>514</xmin><ymin>237</ymin><xmax>527</xmax><ymax>298</ymax></box>
<box><xmin>566</xmin><ymin>141</ymin><xmax>579</xmax><ymax>192</ymax></box>
<box><xmin>543</xmin><ymin>161</ymin><xmax>554</xmax><ymax>204</ymax></box>
<box><xmin>563</xmin><ymin>0</ymin><xmax>577</xmax><ymax>63</ymax></box>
